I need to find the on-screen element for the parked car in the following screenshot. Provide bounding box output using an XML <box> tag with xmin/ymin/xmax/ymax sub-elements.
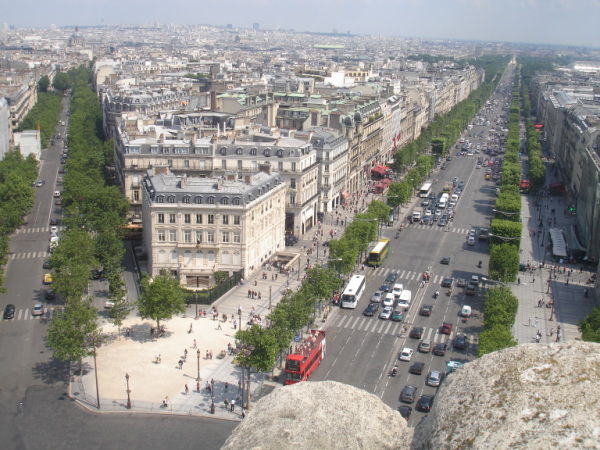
<box><xmin>3</xmin><ymin>304</ymin><xmax>16</xmax><ymax>319</ymax></box>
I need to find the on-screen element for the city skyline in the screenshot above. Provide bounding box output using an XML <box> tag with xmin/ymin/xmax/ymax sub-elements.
<box><xmin>4</xmin><ymin>0</ymin><xmax>600</xmax><ymax>49</ymax></box>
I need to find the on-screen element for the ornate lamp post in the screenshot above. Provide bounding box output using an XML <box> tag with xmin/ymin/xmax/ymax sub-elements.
<box><xmin>125</xmin><ymin>373</ymin><xmax>132</xmax><ymax>409</ymax></box>
<box><xmin>196</xmin><ymin>348</ymin><xmax>201</xmax><ymax>382</ymax></box>
<box><xmin>239</xmin><ymin>344</ymin><xmax>255</xmax><ymax>411</ymax></box>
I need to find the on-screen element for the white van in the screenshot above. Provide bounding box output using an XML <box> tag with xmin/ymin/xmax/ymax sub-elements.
<box><xmin>54</xmin><ymin>191</ymin><xmax>61</xmax><ymax>198</ymax></box>
<box><xmin>392</xmin><ymin>284</ymin><xmax>404</xmax><ymax>299</ymax></box>
<box><xmin>397</xmin><ymin>290</ymin><xmax>412</xmax><ymax>310</ymax></box>
<box><xmin>461</xmin><ymin>305</ymin><xmax>472</xmax><ymax>317</ymax></box>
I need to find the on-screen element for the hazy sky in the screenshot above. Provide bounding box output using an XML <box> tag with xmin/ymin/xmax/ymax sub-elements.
<box><xmin>6</xmin><ymin>0</ymin><xmax>600</xmax><ymax>48</ymax></box>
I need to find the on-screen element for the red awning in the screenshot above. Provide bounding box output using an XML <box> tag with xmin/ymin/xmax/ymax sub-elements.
<box><xmin>371</xmin><ymin>166</ymin><xmax>387</xmax><ymax>175</ymax></box>
<box><xmin>341</xmin><ymin>190</ymin><xmax>351</xmax><ymax>199</ymax></box>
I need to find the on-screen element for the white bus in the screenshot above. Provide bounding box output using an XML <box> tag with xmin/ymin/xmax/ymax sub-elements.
<box><xmin>418</xmin><ymin>183</ymin><xmax>432</xmax><ymax>198</ymax></box>
<box><xmin>341</xmin><ymin>275</ymin><xmax>367</xmax><ymax>309</ymax></box>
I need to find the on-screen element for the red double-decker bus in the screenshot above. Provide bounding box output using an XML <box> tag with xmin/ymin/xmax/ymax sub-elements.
<box><xmin>284</xmin><ymin>330</ymin><xmax>326</xmax><ymax>385</ymax></box>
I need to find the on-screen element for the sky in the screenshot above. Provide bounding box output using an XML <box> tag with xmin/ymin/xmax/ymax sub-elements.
<box><xmin>5</xmin><ymin>0</ymin><xmax>600</xmax><ymax>48</ymax></box>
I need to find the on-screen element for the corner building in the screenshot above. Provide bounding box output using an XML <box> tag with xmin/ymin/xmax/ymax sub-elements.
<box><xmin>141</xmin><ymin>167</ymin><xmax>286</xmax><ymax>289</ymax></box>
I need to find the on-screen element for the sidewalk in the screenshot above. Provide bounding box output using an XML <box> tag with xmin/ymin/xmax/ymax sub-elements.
<box><xmin>512</xmin><ymin>154</ymin><xmax>597</xmax><ymax>345</ymax></box>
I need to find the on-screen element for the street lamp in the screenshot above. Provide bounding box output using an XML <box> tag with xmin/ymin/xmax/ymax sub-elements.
<box><xmin>194</xmin><ymin>291</ymin><xmax>198</xmax><ymax>318</ymax></box>
<box><xmin>196</xmin><ymin>348</ymin><xmax>201</xmax><ymax>382</ymax></box>
<box><xmin>210</xmin><ymin>378</ymin><xmax>215</xmax><ymax>414</ymax></box>
<box><xmin>125</xmin><ymin>373</ymin><xmax>132</xmax><ymax>409</ymax></box>
<box><xmin>269</xmin><ymin>285</ymin><xmax>272</xmax><ymax>310</ymax></box>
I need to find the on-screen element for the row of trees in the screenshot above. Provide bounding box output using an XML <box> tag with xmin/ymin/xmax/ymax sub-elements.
<box><xmin>16</xmin><ymin>91</ymin><xmax>63</xmax><ymax>149</ymax></box>
<box><xmin>47</xmin><ymin>66</ymin><xmax>130</xmax><ymax>369</ymax></box>
<box><xmin>477</xmin><ymin>286</ymin><xmax>518</xmax><ymax>357</ymax></box>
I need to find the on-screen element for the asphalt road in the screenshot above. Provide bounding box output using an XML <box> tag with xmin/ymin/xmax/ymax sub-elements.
<box><xmin>311</xmin><ymin>71</ymin><xmax>515</xmax><ymax>426</ymax></box>
<box><xmin>0</xmin><ymin>98</ymin><xmax>236</xmax><ymax>449</ymax></box>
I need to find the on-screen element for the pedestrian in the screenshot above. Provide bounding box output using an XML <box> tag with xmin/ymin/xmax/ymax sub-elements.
<box><xmin>197</xmin><ymin>382</ymin><xmax>200</xmax><ymax>393</ymax></box>
<box><xmin>534</xmin><ymin>318</ymin><xmax>539</xmax><ymax>327</ymax></box>
<box><xmin>206</xmin><ymin>350</ymin><xmax>209</xmax><ymax>359</ymax></box>
<box><xmin>518</xmin><ymin>277</ymin><xmax>521</xmax><ymax>285</ymax></box>
<box><xmin>225</xmin><ymin>382</ymin><xmax>229</xmax><ymax>390</ymax></box>
<box><xmin>549</xmin><ymin>328</ymin><xmax>554</xmax><ymax>336</ymax></box>
<box><xmin>233</xmin><ymin>319</ymin><xmax>238</xmax><ymax>330</ymax></box>
<box><xmin>556</xmin><ymin>331</ymin><xmax>561</xmax><ymax>342</ymax></box>
<box><xmin>163</xmin><ymin>396</ymin><xmax>169</xmax><ymax>408</ymax></box>
<box><xmin>241</xmin><ymin>408</ymin><xmax>246</xmax><ymax>418</ymax></box>
<box><xmin>224</xmin><ymin>398</ymin><xmax>229</xmax><ymax>409</ymax></box>
<box><xmin>193</xmin><ymin>339</ymin><xmax>197</xmax><ymax>348</ymax></box>
<box><xmin>231</xmin><ymin>399</ymin><xmax>235</xmax><ymax>412</ymax></box>
<box><xmin>209</xmin><ymin>350</ymin><xmax>213</xmax><ymax>359</ymax></box>
<box><xmin>178</xmin><ymin>359</ymin><xmax>183</xmax><ymax>369</ymax></box>
<box><xmin>188</xmin><ymin>323</ymin><xmax>193</xmax><ymax>334</ymax></box>
<box><xmin>566</xmin><ymin>278</ymin><xmax>569</xmax><ymax>285</ymax></box>
<box><xmin>185</xmin><ymin>384</ymin><xmax>189</xmax><ymax>395</ymax></box>
<box><xmin>217</xmin><ymin>320</ymin><xmax>222</xmax><ymax>330</ymax></box>
<box><xmin>528</xmin><ymin>317</ymin><xmax>531</xmax><ymax>326</ymax></box>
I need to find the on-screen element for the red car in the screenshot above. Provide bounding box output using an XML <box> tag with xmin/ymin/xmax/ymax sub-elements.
<box><xmin>440</xmin><ymin>322</ymin><xmax>453</xmax><ymax>334</ymax></box>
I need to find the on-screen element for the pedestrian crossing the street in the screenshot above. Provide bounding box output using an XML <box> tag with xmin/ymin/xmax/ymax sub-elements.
<box><xmin>329</xmin><ymin>313</ymin><xmax>468</xmax><ymax>344</ymax></box>
<box><xmin>1</xmin><ymin>307</ymin><xmax>58</xmax><ymax>322</ymax></box>
<box><xmin>403</xmin><ymin>223</ymin><xmax>471</xmax><ymax>234</ymax></box>
<box><xmin>372</xmin><ymin>267</ymin><xmax>442</xmax><ymax>284</ymax></box>
<box><xmin>9</xmin><ymin>251</ymin><xmax>49</xmax><ymax>260</ymax></box>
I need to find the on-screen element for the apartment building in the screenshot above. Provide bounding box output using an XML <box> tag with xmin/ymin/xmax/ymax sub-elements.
<box><xmin>141</xmin><ymin>167</ymin><xmax>286</xmax><ymax>288</ymax></box>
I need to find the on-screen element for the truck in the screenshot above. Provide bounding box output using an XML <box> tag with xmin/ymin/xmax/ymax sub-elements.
<box><xmin>478</xmin><ymin>227</ymin><xmax>489</xmax><ymax>241</ymax></box>
<box><xmin>411</xmin><ymin>208</ymin><xmax>423</xmax><ymax>222</ymax></box>
<box><xmin>397</xmin><ymin>290</ymin><xmax>412</xmax><ymax>310</ymax></box>
<box><xmin>284</xmin><ymin>330</ymin><xmax>326</xmax><ymax>385</ymax></box>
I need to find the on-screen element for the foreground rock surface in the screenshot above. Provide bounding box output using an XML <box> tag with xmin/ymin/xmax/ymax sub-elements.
<box><xmin>221</xmin><ymin>380</ymin><xmax>411</xmax><ymax>449</ymax></box>
<box><xmin>412</xmin><ymin>341</ymin><xmax>600</xmax><ymax>449</ymax></box>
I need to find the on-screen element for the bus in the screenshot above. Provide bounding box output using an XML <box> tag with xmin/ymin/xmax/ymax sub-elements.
<box><xmin>341</xmin><ymin>275</ymin><xmax>367</xmax><ymax>309</ymax></box>
<box><xmin>418</xmin><ymin>183</ymin><xmax>432</xmax><ymax>198</ymax></box>
<box><xmin>284</xmin><ymin>330</ymin><xmax>326</xmax><ymax>385</ymax></box>
<box><xmin>367</xmin><ymin>238</ymin><xmax>390</xmax><ymax>267</ymax></box>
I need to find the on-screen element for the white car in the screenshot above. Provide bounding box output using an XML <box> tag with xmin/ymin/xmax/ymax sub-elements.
<box><xmin>379</xmin><ymin>306</ymin><xmax>393</xmax><ymax>320</ymax></box>
<box><xmin>383</xmin><ymin>293</ymin><xmax>395</xmax><ymax>307</ymax></box>
<box><xmin>467</xmin><ymin>236</ymin><xmax>476</xmax><ymax>246</ymax></box>
<box><xmin>424</xmin><ymin>210</ymin><xmax>432</xmax><ymax>218</ymax></box>
<box><xmin>370</xmin><ymin>291</ymin><xmax>383</xmax><ymax>303</ymax></box>
<box><xmin>426</xmin><ymin>370</ymin><xmax>443</xmax><ymax>387</ymax></box>
<box><xmin>50</xmin><ymin>226</ymin><xmax>58</xmax><ymax>234</ymax></box>
<box><xmin>392</xmin><ymin>283</ymin><xmax>404</xmax><ymax>298</ymax></box>
<box><xmin>399</xmin><ymin>348</ymin><xmax>414</xmax><ymax>362</ymax></box>
<box><xmin>398</xmin><ymin>299</ymin><xmax>410</xmax><ymax>310</ymax></box>
<box><xmin>31</xmin><ymin>303</ymin><xmax>44</xmax><ymax>316</ymax></box>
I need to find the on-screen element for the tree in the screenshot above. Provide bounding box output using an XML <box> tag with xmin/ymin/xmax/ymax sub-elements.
<box><xmin>52</xmin><ymin>72</ymin><xmax>72</xmax><ymax>92</ymax></box>
<box><xmin>38</xmin><ymin>75</ymin><xmax>50</xmax><ymax>93</ymax></box>
<box><xmin>488</xmin><ymin>243</ymin><xmax>520</xmax><ymax>282</ymax></box>
<box><xmin>477</xmin><ymin>325</ymin><xmax>517</xmax><ymax>357</ymax></box>
<box><xmin>303</xmin><ymin>266</ymin><xmax>341</xmax><ymax>301</ymax></box>
<box><xmin>579</xmin><ymin>308</ymin><xmax>600</xmax><ymax>343</ymax></box>
<box><xmin>46</xmin><ymin>297</ymin><xmax>100</xmax><ymax>372</ymax></box>
<box><xmin>213</xmin><ymin>271</ymin><xmax>229</xmax><ymax>285</ymax></box>
<box><xmin>235</xmin><ymin>325</ymin><xmax>279</xmax><ymax>373</ymax></box>
<box><xmin>365</xmin><ymin>200</ymin><xmax>391</xmax><ymax>224</ymax></box>
<box><xmin>328</xmin><ymin>238</ymin><xmax>360</xmax><ymax>274</ymax></box>
<box><xmin>137</xmin><ymin>271</ymin><xmax>186</xmax><ymax>330</ymax></box>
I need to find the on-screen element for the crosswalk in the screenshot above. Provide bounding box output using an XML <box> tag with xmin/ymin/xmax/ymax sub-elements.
<box><xmin>2</xmin><ymin>307</ymin><xmax>58</xmax><ymax>321</ymax></box>
<box><xmin>329</xmin><ymin>313</ymin><xmax>475</xmax><ymax>345</ymax></box>
<box><xmin>403</xmin><ymin>223</ymin><xmax>473</xmax><ymax>234</ymax></box>
<box><xmin>372</xmin><ymin>267</ymin><xmax>444</xmax><ymax>284</ymax></box>
<box><xmin>9</xmin><ymin>251</ymin><xmax>50</xmax><ymax>260</ymax></box>
<box><xmin>16</xmin><ymin>226</ymin><xmax>65</xmax><ymax>234</ymax></box>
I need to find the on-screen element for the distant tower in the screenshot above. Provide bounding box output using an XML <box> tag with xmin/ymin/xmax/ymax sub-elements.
<box><xmin>253</xmin><ymin>23</ymin><xmax>260</xmax><ymax>30</ymax></box>
<box><xmin>69</xmin><ymin>25</ymin><xmax>84</xmax><ymax>47</ymax></box>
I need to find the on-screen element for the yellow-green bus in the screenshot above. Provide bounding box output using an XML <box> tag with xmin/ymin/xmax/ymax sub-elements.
<box><xmin>368</xmin><ymin>239</ymin><xmax>390</xmax><ymax>267</ymax></box>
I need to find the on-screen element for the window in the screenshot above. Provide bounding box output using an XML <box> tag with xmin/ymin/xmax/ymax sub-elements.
<box><xmin>167</xmin><ymin>159</ymin><xmax>173</xmax><ymax>166</ymax></box>
<box><xmin>156</xmin><ymin>195</ymin><xmax>164</xmax><ymax>203</ymax></box>
<box><xmin>167</xmin><ymin>195</ymin><xmax>175</xmax><ymax>203</ymax></box>
<box><xmin>195</xmin><ymin>231</ymin><xmax>203</xmax><ymax>244</ymax></box>
<box><xmin>196</xmin><ymin>250</ymin><xmax>204</xmax><ymax>265</ymax></box>
<box><xmin>169</xmin><ymin>214</ymin><xmax>176</xmax><ymax>224</ymax></box>
<box><xmin>196</xmin><ymin>214</ymin><xmax>203</xmax><ymax>224</ymax></box>
<box><xmin>324</xmin><ymin>176</ymin><xmax>329</xmax><ymax>185</ymax></box>
<box><xmin>291</xmin><ymin>162</ymin><xmax>297</xmax><ymax>171</ymax></box>
<box><xmin>233</xmin><ymin>232</ymin><xmax>241</xmax><ymax>243</ymax></box>
<box><xmin>220</xmin><ymin>147</ymin><xmax>227</xmax><ymax>155</ymax></box>
<box><xmin>222</xmin><ymin>231</ymin><xmax>230</xmax><ymax>243</ymax></box>
<box><xmin>150</xmin><ymin>147</ymin><xmax>158</xmax><ymax>154</ymax></box>
<box><xmin>184</xmin><ymin>230</ymin><xmax>192</xmax><ymax>243</ymax></box>
<box><xmin>278</xmin><ymin>161</ymin><xmax>283</xmax><ymax>171</ymax></box>
<box><xmin>234</xmin><ymin>215</ymin><xmax>241</xmax><ymax>225</ymax></box>
<box><xmin>133</xmin><ymin>190</ymin><xmax>140</xmax><ymax>201</ymax></box>
<box><xmin>194</xmin><ymin>196</ymin><xmax>202</xmax><ymax>204</ymax></box>
<box><xmin>250</xmin><ymin>148</ymin><xmax>257</xmax><ymax>156</ymax></box>
<box><xmin>290</xmin><ymin>178</ymin><xmax>296</xmax><ymax>189</ymax></box>
<box><xmin>238</xmin><ymin>160</ymin><xmax>243</xmax><ymax>169</ymax></box>
<box><xmin>222</xmin><ymin>159</ymin><xmax>227</xmax><ymax>169</ymax></box>
<box><xmin>222</xmin><ymin>215</ymin><xmax>229</xmax><ymax>225</ymax></box>
<box><xmin>289</xmin><ymin>194</ymin><xmax>296</xmax><ymax>205</ymax></box>
<box><xmin>183</xmin><ymin>196</ymin><xmax>191</xmax><ymax>204</ymax></box>
<box><xmin>264</xmin><ymin>148</ymin><xmax>271</xmax><ymax>157</ymax></box>
<box><xmin>158</xmin><ymin>250</ymin><xmax>167</xmax><ymax>263</ymax></box>
<box><xmin>325</xmin><ymin>164</ymin><xmax>330</xmax><ymax>173</ymax></box>
<box><xmin>158</xmin><ymin>213</ymin><xmax>165</xmax><ymax>224</ymax></box>
<box><xmin>208</xmin><ymin>214</ymin><xmax>214</xmax><ymax>224</ymax></box>
<box><xmin>207</xmin><ymin>231</ymin><xmax>215</xmax><ymax>243</ymax></box>
<box><xmin>232</xmin><ymin>197</ymin><xmax>241</xmax><ymax>205</ymax></box>
<box><xmin>184</xmin><ymin>250</ymin><xmax>192</xmax><ymax>264</ymax></box>
<box><xmin>236</xmin><ymin>147</ymin><xmax>243</xmax><ymax>155</ymax></box>
<box><xmin>222</xmin><ymin>197</ymin><xmax>229</xmax><ymax>205</ymax></box>
<box><xmin>169</xmin><ymin>230</ymin><xmax>177</xmax><ymax>242</ymax></box>
<box><xmin>158</xmin><ymin>230</ymin><xmax>166</xmax><ymax>242</ymax></box>
<box><xmin>277</xmin><ymin>149</ymin><xmax>283</xmax><ymax>157</ymax></box>
<box><xmin>170</xmin><ymin>250</ymin><xmax>178</xmax><ymax>261</ymax></box>
<box><xmin>184</xmin><ymin>214</ymin><xmax>191</xmax><ymax>224</ymax></box>
<box><xmin>207</xmin><ymin>197</ymin><xmax>215</xmax><ymax>205</ymax></box>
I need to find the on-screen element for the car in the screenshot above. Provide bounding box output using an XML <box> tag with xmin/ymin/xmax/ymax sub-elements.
<box><xmin>392</xmin><ymin>283</ymin><xmax>404</xmax><ymax>298</ymax></box>
<box><xmin>54</xmin><ymin>191</ymin><xmax>61</xmax><ymax>198</ymax></box>
<box><xmin>35</xmin><ymin>180</ymin><xmax>45</xmax><ymax>187</ymax></box>
<box><xmin>398</xmin><ymin>405</ymin><xmax>412</xmax><ymax>421</ymax></box>
<box><xmin>379</xmin><ymin>306</ymin><xmax>393</xmax><ymax>320</ymax></box>
<box><xmin>58</xmin><ymin>168</ymin><xmax>66</xmax><ymax>174</ymax></box>
<box><xmin>43</xmin><ymin>273</ymin><xmax>53</xmax><ymax>284</ymax></box>
<box><xmin>43</xmin><ymin>259</ymin><xmax>52</xmax><ymax>269</ymax></box>
<box><xmin>419</xmin><ymin>305</ymin><xmax>433</xmax><ymax>316</ymax></box>
<box><xmin>466</xmin><ymin>284</ymin><xmax>476</xmax><ymax>296</ymax></box>
<box><xmin>456</xmin><ymin>278</ymin><xmax>467</xmax><ymax>287</ymax></box>
<box><xmin>441</xmin><ymin>277</ymin><xmax>453</xmax><ymax>288</ymax></box>
<box><xmin>452</xmin><ymin>177</ymin><xmax>459</xmax><ymax>186</ymax></box>
<box><xmin>104</xmin><ymin>299</ymin><xmax>115</xmax><ymax>309</ymax></box>
<box><xmin>391</xmin><ymin>310</ymin><xmax>404</xmax><ymax>322</ymax></box>
<box><xmin>432</xmin><ymin>212</ymin><xmax>441</xmax><ymax>221</ymax></box>
<box><xmin>438</xmin><ymin>219</ymin><xmax>447</xmax><ymax>227</ymax></box>
<box><xmin>433</xmin><ymin>342</ymin><xmax>447</xmax><ymax>356</ymax></box>
<box><xmin>409</xmin><ymin>362</ymin><xmax>424</xmax><ymax>376</ymax></box>
<box><xmin>400</xmin><ymin>385</ymin><xmax>418</xmax><ymax>404</ymax></box>
<box><xmin>418</xmin><ymin>339</ymin><xmax>432</xmax><ymax>353</ymax></box>
<box><xmin>426</xmin><ymin>371</ymin><xmax>443</xmax><ymax>387</ymax></box>
<box><xmin>382</xmin><ymin>293</ymin><xmax>395</xmax><ymax>307</ymax></box>
<box><xmin>379</xmin><ymin>284</ymin><xmax>390</xmax><ymax>292</ymax></box>
<box><xmin>399</xmin><ymin>348</ymin><xmax>414</xmax><ymax>361</ymax></box>
<box><xmin>50</xmin><ymin>226</ymin><xmax>58</xmax><ymax>234</ymax></box>
<box><xmin>454</xmin><ymin>334</ymin><xmax>467</xmax><ymax>350</ymax></box>
<box><xmin>454</xmin><ymin>189</ymin><xmax>462</xmax><ymax>196</ymax></box>
<box><xmin>470</xmin><ymin>275</ymin><xmax>480</xmax><ymax>286</ymax></box>
<box><xmin>385</xmin><ymin>272</ymin><xmax>398</xmax><ymax>284</ymax></box>
<box><xmin>31</xmin><ymin>304</ymin><xmax>44</xmax><ymax>316</ymax></box>
<box><xmin>416</xmin><ymin>395</ymin><xmax>435</xmax><ymax>412</ymax></box>
<box><xmin>441</xmin><ymin>163</ymin><xmax>448</xmax><ymax>170</ymax></box>
<box><xmin>424</xmin><ymin>210</ymin><xmax>432</xmax><ymax>218</ymax></box>
<box><xmin>421</xmin><ymin>216</ymin><xmax>430</xmax><ymax>225</ymax></box>
<box><xmin>476</xmin><ymin>164</ymin><xmax>481</xmax><ymax>169</ymax></box>
<box><xmin>440</xmin><ymin>322</ymin><xmax>453</xmax><ymax>334</ymax></box>
<box><xmin>50</xmin><ymin>218</ymin><xmax>60</xmax><ymax>226</ymax></box>
<box><xmin>3</xmin><ymin>304</ymin><xmax>16</xmax><ymax>320</ymax></box>
<box><xmin>421</xmin><ymin>199</ymin><xmax>430</xmax><ymax>207</ymax></box>
<box><xmin>371</xmin><ymin>291</ymin><xmax>383</xmax><ymax>303</ymax></box>
<box><xmin>458</xmin><ymin>181</ymin><xmax>466</xmax><ymax>189</ymax></box>
<box><xmin>519</xmin><ymin>263</ymin><xmax>527</xmax><ymax>272</ymax></box>
<box><xmin>440</xmin><ymin>256</ymin><xmax>451</xmax><ymax>265</ymax></box>
<box><xmin>55</xmin><ymin>199</ymin><xmax>62</xmax><ymax>205</ymax></box>
<box><xmin>363</xmin><ymin>303</ymin><xmax>380</xmax><ymax>317</ymax></box>
<box><xmin>91</xmin><ymin>269</ymin><xmax>103</xmax><ymax>280</ymax></box>
<box><xmin>409</xmin><ymin>326</ymin><xmax>424</xmax><ymax>339</ymax></box>
<box><xmin>45</xmin><ymin>288</ymin><xmax>56</xmax><ymax>301</ymax></box>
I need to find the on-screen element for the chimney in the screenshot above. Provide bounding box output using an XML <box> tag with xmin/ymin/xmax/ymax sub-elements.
<box><xmin>217</xmin><ymin>178</ymin><xmax>223</xmax><ymax>190</ymax></box>
<box><xmin>211</xmin><ymin>91</ymin><xmax>218</xmax><ymax>110</ymax></box>
<box><xmin>244</xmin><ymin>175</ymin><xmax>252</xmax><ymax>185</ymax></box>
<box><xmin>180</xmin><ymin>174</ymin><xmax>187</xmax><ymax>188</ymax></box>
<box><xmin>258</xmin><ymin>163</ymin><xmax>271</xmax><ymax>175</ymax></box>
<box><xmin>227</xmin><ymin>173</ymin><xmax>236</xmax><ymax>181</ymax></box>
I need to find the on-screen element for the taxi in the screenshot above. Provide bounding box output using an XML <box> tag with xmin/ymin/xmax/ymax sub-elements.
<box><xmin>43</xmin><ymin>273</ymin><xmax>53</xmax><ymax>284</ymax></box>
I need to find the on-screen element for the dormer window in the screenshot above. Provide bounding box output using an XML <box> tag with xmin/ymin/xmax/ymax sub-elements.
<box><xmin>207</xmin><ymin>196</ymin><xmax>215</xmax><ymax>205</ymax></box>
<box><xmin>236</xmin><ymin>147</ymin><xmax>243</xmax><ymax>155</ymax></box>
<box><xmin>232</xmin><ymin>197</ymin><xmax>241</xmax><ymax>205</ymax></box>
<box><xmin>263</xmin><ymin>148</ymin><xmax>271</xmax><ymax>157</ymax></box>
<box><xmin>277</xmin><ymin>149</ymin><xmax>284</xmax><ymax>157</ymax></box>
<box><xmin>183</xmin><ymin>195</ymin><xmax>191</xmax><ymax>204</ymax></box>
<box><xmin>167</xmin><ymin>195</ymin><xmax>176</xmax><ymax>203</ymax></box>
<box><xmin>221</xmin><ymin>197</ymin><xmax>229</xmax><ymax>205</ymax></box>
<box><xmin>156</xmin><ymin>195</ymin><xmax>164</xmax><ymax>203</ymax></box>
<box><xmin>194</xmin><ymin>195</ymin><xmax>203</xmax><ymax>204</ymax></box>
<box><xmin>220</xmin><ymin>147</ymin><xmax>227</xmax><ymax>156</ymax></box>
<box><xmin>250</xmin><ymin>148</ymin><xmax>257</xmax><ymax>156</ymax></box>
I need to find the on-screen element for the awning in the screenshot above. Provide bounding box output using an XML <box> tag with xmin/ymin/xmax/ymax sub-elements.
<box><xmin>371</xmin><ymin>166</ymin><xmax>387</xmax><ymax>175</ymax></box>
<box><xmin>341</xmin><ymin>190</ymin><xmax>351</xmax><ymax>199</ymax></box>
<box><xmin>549</xmin><ymin>228</ymin><xmax>568</xmax><ymax>258</ymax></box>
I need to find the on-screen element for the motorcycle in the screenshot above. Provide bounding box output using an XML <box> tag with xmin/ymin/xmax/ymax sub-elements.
<box><xmin>478</xmin><ymin>261</ymin><xmax>483</xmax><ymax>268</ymax></box>
<box><xmin>434</xmin><ymin>291</ymin><xmax>439</xmax><ymax>299</ymax></box>
<box><xmin>391</xmin><ymin>366</ymin><xmax>398</xmax><ymax>377</ymax></box>
<box><xmin>395</xmin><ymin>232</ymin><xmax>400</xmax><ymax>239</ymax></box>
